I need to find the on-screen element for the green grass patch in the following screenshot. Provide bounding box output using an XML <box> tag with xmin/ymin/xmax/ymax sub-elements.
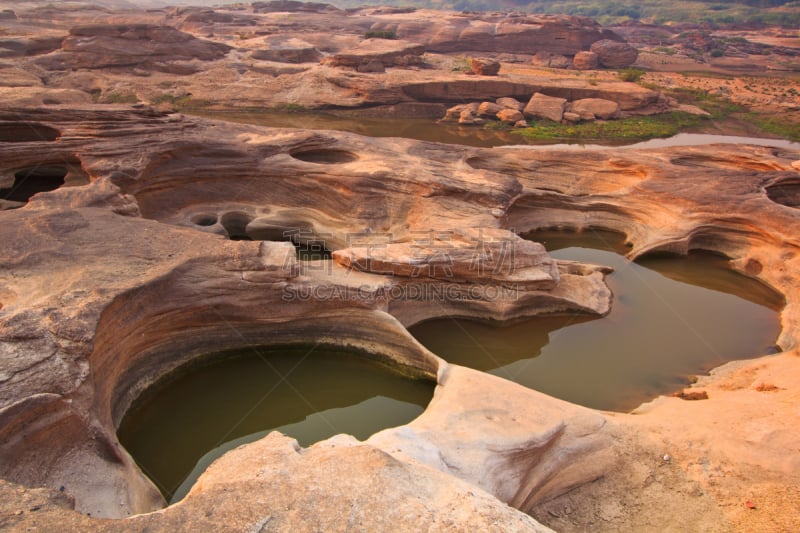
<box><xmin>483</xmin><ymin>121</ymin><xmax>512</xmax><ymax>131</ymax></box>
<box><xmin>618</xmin><ymin>67</ymin><xmax>646</xmax><ymax>82</ymax></box>
<box><xmin>101</xmin><ymin>91</ymin><xmax>138</xmax><ymax>104</ymax></box>
<box><xmin>744</xmin><ymin>113</ymin><xmax>800</xmax><ymax>142</ymax></box>
<box><xmin>669</xmin><ymin>88</ymin><xmax>743</xmax><ymax>118</ymax></box>
<box><xmin>365</xmin><ymin>30</ymin><xmax>398</xmax><ymax>39</ymax></box>
<box><xmin>514</xmin><ymin>112</ymin><xmax>707</xmax><ymax>142</ymax></box>
<box><xmin>150</xmin><ymin>93</ymin><xmax>211</xmax><ymax>110</ymax></box>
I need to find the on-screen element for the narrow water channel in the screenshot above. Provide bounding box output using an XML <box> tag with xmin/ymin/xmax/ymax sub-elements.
<box><xmin>190</xmin><ymin>110</ymin><xmax>800</xmax><ymax>149</ymax></box>
<box><xmin>117</xmin><ymin>347</ymin><xmax>434</xmax><ymax>503</ymax></box>
<box><xmin>409</xmin><ymin>230</ymin><xmax>782</xmax><ymax>412</ymax></box>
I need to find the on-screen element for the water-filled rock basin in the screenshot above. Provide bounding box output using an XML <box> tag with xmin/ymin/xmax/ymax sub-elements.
<box><xmin>409</xmin><ymin>230</ymin><xmax>782</xmax><ymax>412</ymax></box>
<box><xmin>117</xmin><ymin>346</ymin><xmax>435</xmax><ymax>503</ymax></box>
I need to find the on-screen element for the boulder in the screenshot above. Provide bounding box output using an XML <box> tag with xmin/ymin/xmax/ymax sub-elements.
<box><xmin>569</xmin><ymin>98</ymin><xmax>621</xmax><ymax>120</ymax></box>
<box><xmin>549</xmin><ymin>54</ymin><xmax>571</xmax><ymax>69</ymax></box>
<box><xmin>531</xmin><ymin>51</ymin><xmax>570</xmax><ymax>69</ymax></box>
<box><xmin>0</xmin><ymin>9</ymin><xmax>15</xmax><ymax>20</ymax></box>
<box><xmin>497</xmin><ymin>108</ymin><xmax>524</xmax><ymax>123</ymax></box>
<box><xmin>496</xmin><ymin>97</ymin><xmax>524</xmax><ymax>111</ymax></box>
<box><xmin>523</xmin><ymin>92</ymin><xmax>567</xmax><ymax>122</ymax></box>
<box><xmin>573</xmin><ymin>51</ymin><xmax>599</xmax><ymax>70</ymax></box>
<box><xmin>562</xmin><ymin>111</ymin><xmax>581</xmax><ymax>123</ymax></box>
<box><xmin>477</xmin><ymin>101</ymin><xmax>503</xmax><ymax>117</ymax></box>
<box><xmin>459</xmin><ymin>107</ymin><xmax>485</xmax><ymax>125</ymax></box>
<box><xmin>469</xmin><ymin>57</ymin><xmax>501</xmax><ymax>76</ymax></box>
<box><xmin>590</xmin><ymin>39</ymin><xmax>639</xmax><ymax>69</ymax></box>
<box><xmin>443</xmin><ymin>103</ymin><xmax>470</xmax><ymax>122</ymax></box>
<box><xmin>514</xmin><ymin>119</ymin><xmax>529</xmax><ymax>128</ymax></box>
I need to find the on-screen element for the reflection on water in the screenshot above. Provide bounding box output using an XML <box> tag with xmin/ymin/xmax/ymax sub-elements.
<box><xmin>117</xmin><ymin>347</ymin><xmax>434</xmax><ymax>503</ymax></box>
<box><xmin>409</xmin><ymin>230</ymin><xmax>781</xmax><ymax>412</ymax></box>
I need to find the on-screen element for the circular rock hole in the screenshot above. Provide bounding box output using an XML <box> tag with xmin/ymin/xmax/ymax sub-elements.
<box><xmin>190</xmin><ymin>213</ymin><xmax>218</xmax><ymax>227</ymax></box>
<box><xmin>117</xmin><ymin>345</ymin><xmax>435</xmax><ymax>504</ymax></box>
<box><xmin>0</xmin><ymin>123</ymin><xmax>61</xmax><ymax>143</ymax></box>
<box><xmin>765</xmin><ymin>179</ymin><xmax>800</xmax><ymax>208</ymax></box>
<box><xmin>290</xmin><ymin>148</ymin><xmax>358</xmax><ymax>164</ymax></box>
<box><xmin>1</xmin><ymin>165</ymin><xmax>67</xmax><ymax>202</ymax></box>
<box><xmin>220</xmin><ymin>212</ymin><xmax>253</xmax><ymax>240</ymax></box>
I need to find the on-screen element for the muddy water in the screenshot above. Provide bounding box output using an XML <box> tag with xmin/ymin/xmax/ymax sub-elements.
<box><xmin>409</xmin><ymin>230</ymin><xmax>782</xmax><ymax>412</ymax></box>
<box><xmin>117</xmin><ymin>347</ymin><xmax>434</xmax><ymax>503</ymax></box>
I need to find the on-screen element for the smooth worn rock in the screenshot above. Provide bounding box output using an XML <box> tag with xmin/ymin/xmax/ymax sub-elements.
<box><xmin>573</xmin><ymin>50</ymin><xmax>600</xmax><ymax>70</ymax></box>
<box><xmin>250</xmin><ymin>38</ymin><xmax>322</xmax><ymax>63</ymax></box>
<box><xmin>322</xmin><ymin>39</ymin><xmax>425</xmax><ymax>69</ymax></box>
<box><xmin>569</xmin><ymin>98</ymin><xmax>621</xmax><ymax>120</ymax></box>
<box><xmin>590</xmin><ymin>39</ymin><xmax>639</xmax><ymax>68</ymax></box>
<box><xmin>420</xmin><ymin>13</ymin><xmax>614</xmax><ymax>56</ymax></box>
<box><xmin>523</xmin><ymin>92</ymin><xmax>567</xmax><ymax>122</ymax></box>
<box><xmin>0</xmin><ymin>105</ymin><xmax>799</xmax><ymax>532</ymax></box>
<box><xmin>333</xmin><ymin>228</ymin><xmax>560</xmax><ymax>290</ymax></box>
<box><xmin>251</xmin><ymin>0</ymin><xmax>341</xmax><ymax>13</ymax></box>
<box><xmin>0</xmin><ymin>36</ymin><xmax>63</xmax><ymax>58</ymax></box>
<box><xmin>35</xmin><ymin>24</ymin><xmax>230</xmax><ymax>72</ymax></box>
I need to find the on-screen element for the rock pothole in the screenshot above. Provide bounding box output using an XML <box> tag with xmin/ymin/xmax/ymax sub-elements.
<box><xmin>188</xmin><ymin>209</ymin><xmax>333</xmax><ymax>258</ymax></box>
<box><xmin>289</xmin><ymin>148</ymin><xmax>359</xmax><ymax>164</ymax></box>
<box><xmin>0</xmin><ymin>165</ymin><xmax>68</xmax><ymax>203</ymax></box>
<box><xmin>0</xmin><ymin>122</ymin><xmax>60</xmax><ymax>143</ymax></box>
<box><xmin>765</xmin><ymin>177</ymin><xmax>800</xmax><ymax>208</ymax></box>
<box><xmin>117</xmin><ymin>345</ymin><xmax>436</xmax><ymax>504</ymax></box>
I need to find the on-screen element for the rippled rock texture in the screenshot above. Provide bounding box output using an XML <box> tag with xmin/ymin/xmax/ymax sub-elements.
<box><xmin>0</xmin><ymin>107</ymin><xmax>799</xmax><ymax>531</ymax></box>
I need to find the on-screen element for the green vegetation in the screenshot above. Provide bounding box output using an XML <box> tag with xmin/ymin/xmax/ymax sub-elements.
<box><xmin>150</xmin><ymin>93</ymin><xmax>211</xmax><ymax>110</ymax></box>
<box><xmin>653</xmin><ymin>47</ymin><xmax>677</xmax><ymax>55</ymax></box>
<box><xmin>451</xmin><ymin>56</ymin><xmax>472</xmax><ymax>72</ymax></box>
<box><xmin>509</xmin><ymin>86</ymin><xmax>797</xmax><ymax>143</ymax></box>
<box><xmin>278</xmin><ymin>103</ymin><xmax>308</xmax><ymax>113</ymax></box>
<box><xmin>744</xmin><ymin>112</ymin><xmax>800</xmax><ymax>141</ymax></box>
<box><xmin>335</xmin><ymin>0</ymin><xmax>800</xmax><ymax>26</ymax></box>
<box><xmin>514</xmin><ymin>112</ymin><xmax>707</xmax><ymax>142</ymax></box>
<box><xmin>618</xmin><ymin>67</ymin><xmax>645</xmax><ymax>82</ymax></box>
<box><xmin>670</xmin><ymin>88</ymin><xmax>743</xmax><ymax>118</ymax></box>
<box><xmin>100</xmin><ymin>91</ymin><xmax>138</xmax><ymax>104</ymax></box>
<box><xmin>364</xmin><ymin>30</ymin><xmax>398</xmax><ymax>39</ymax></box>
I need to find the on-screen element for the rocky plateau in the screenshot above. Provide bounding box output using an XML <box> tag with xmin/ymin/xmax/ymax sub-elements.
<box><xmin>0</xmin><ymin>2</ymin><xmax>800</xmax><ymax>533</ymax></box>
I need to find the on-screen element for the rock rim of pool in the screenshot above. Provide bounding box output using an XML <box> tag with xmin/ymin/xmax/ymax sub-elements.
<box><xmin>0</xmin><ymin>107</ymin><xmax>799</xmax><ymax>531</ymax></box>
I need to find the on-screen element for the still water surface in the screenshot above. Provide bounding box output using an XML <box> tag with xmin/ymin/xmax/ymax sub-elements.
<box><xmin>117</xmin><ymin>348</ymin><xmax>434</xmax><ymax>503</ymax></box>
<box><xmin>409</xmin><ymin>230</ymin><xmax>782</xmax><ymax>412</ymax></box>
<box><xmin>192</xmin><ymin>110</ymin><xmax>800</xmax><ymax>149</ymax></box>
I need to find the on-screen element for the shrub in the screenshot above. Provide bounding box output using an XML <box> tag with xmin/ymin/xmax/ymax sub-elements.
<box><xmin>618</xmin><ymin>67</ymin><xmax>645</xmax><ymax>83</ymax></box>
<box><xmin>364</xmin><ymin>30</ymin><xmax>398</xmax><ymax>40</ymax></box>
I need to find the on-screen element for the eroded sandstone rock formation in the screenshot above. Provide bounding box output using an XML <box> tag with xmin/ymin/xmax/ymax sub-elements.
<box><xmin>0</xmin><ymin>106</ymin><xmax>798</xmax><ymax>531</ymax></box>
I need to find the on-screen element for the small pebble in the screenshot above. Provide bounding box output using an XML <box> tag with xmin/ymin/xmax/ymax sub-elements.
<box><xmin>662</xmin><ymin>454</ymin><xmax>671</xmax><ymax>462</ymax></box>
